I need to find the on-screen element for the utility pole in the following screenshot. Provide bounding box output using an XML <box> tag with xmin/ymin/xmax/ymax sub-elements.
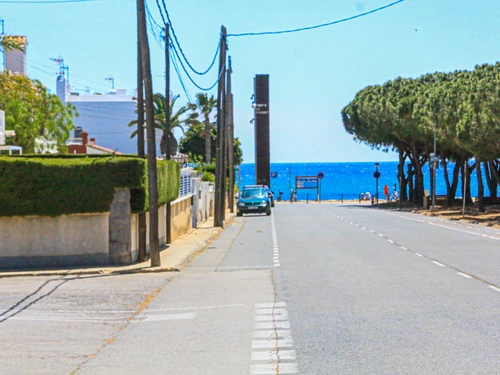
<box><xmin>164</xmin><ymin>23</ymin><xmax>172</xmax><ymax>244</ymax></box>
<box><xmin>431</xmin><ymin>122</ymin><xmax>437</xmax><ymax>210</ymax></box>
<box><xmin>214</xmin><ymin>26</ymin><xmax>227</xmax><ymax>228</ymax></box>
<box><xmin>137</xmin><ymin>18</ymin><xmax>147</xmax><ymax>262</ymax></box>
<box><xmin>137</xmin><ymin>0</ymin><xmax>161</xmax><ymax>266</ymax></box>
<box><xmin>227</xmin><ymin>56</ymin><xmax>235</xmax><ymax>213</ymax></box>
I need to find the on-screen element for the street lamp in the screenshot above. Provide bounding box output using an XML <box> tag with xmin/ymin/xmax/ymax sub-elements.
<box><xmin>373</xmin><ymin>163</ymin><xmax>380</xmax><ymax>204</ymax></box>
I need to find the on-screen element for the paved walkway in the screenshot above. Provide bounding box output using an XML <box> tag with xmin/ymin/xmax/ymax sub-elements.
<box><xmin>0</xmin><ymin>214</ymin><xmax>234</xmax><ymax>279</ymax></box>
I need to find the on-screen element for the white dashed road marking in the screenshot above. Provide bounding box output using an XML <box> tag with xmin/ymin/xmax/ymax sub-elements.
<box><xmin>251</xmin><ymin>302</ymin><xmax>298</xmax><ymax>374</ymax></box>
<box><xmin>271</xmin><ymin>214</ymin><xmax>280</xmax><ymax>267</ymax></box>
<box><xmin>331</xmin><ymin>209</ymin><xmax>500</xmax><ymax>296</ymax></box>
<box><xmin>432</xmin><ymin>261</ymin><xmax>446</xmax><ymax>267</ymax></box>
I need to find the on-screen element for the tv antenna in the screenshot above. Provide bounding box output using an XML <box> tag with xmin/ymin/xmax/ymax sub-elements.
<box><xmin>50</xmin><ymin>56</ymin><xmax>69</xmax><ymax>81</ymax></box>
<box><xmin>105</xmin><ymin>76</ymin><xmax>115</xmax><ymax>90</ymax></box>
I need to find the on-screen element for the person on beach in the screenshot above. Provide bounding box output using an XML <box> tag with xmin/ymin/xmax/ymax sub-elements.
<box><xmin>392</xmin><ymin>184</ymin><xmax>398</xmax><ymax>201</ymax></box>
<box><xmin>384</xmin><ymin>184</ymin><xmax>389</xmax><ymax>201</ymax></box>
<box><xmin>360</xmin><ymin>193</ymin><xmax>365</xmax><ymax>201</ymax></box>
<box><xmin>365</xmin><ymin>192</ymin><xmax>371</xmax><ymax>201</ymax></box>
<box><xmin>392</xmin><ymin>189</ymin><xmax>399</xmax><ymax>202</ymax></box>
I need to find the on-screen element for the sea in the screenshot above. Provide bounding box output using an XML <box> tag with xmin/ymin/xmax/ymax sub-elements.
<box><xmin>238</xmin><ymin>162</ymin><xmax>485</xmax><ymax>201</ymax></box>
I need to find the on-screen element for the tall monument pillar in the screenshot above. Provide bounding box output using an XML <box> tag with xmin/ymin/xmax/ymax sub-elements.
<box><xmin>253</xmin><ymin>74</ymin><xmax>270</xmax><ymax>187</ymax></box>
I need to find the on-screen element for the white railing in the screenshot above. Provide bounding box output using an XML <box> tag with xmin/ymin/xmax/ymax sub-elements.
<box><xmin>179</xmin><ymin>168</ymin><xmax>194</xmax><ymax>197</ymax></box>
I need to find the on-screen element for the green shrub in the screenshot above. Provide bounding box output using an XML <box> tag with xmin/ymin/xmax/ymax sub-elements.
<box><xmin>201</xmin><ymin>171</ymin><xmax>215</xmax><ymax>182</ymax></box>
<box><xmin>0</xmin><ymin>156</ymin><xmax>180</xmax><ymax>217</ymax></box>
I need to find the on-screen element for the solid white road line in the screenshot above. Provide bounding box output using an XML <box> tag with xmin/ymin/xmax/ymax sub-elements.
<box><xmin>457</xmin><ymin>272</ymin><xmax>472</xmax><ymax>279</ymax></box>
<box><xmin>132</xmin><ymin>312</ymin><xmax>197</xmax><ymax>323</ymax></box>
<box><xmin>427</xmin><ymin>221</ymin><xmax>485</xmax><ymax>237</ymax></box>
<box><xmin>488</xmin><ymin>285</ymin><xmax>500</xmax><ymax>293</ymax></box>
<box><xmin>380</xmin><ymin>211</ymin><xmax>426</xmax><ymax>223</ymax></box>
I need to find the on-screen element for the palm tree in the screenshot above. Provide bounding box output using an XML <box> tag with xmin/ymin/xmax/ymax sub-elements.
<box><xmin>188</xmin><ymin>93</ymin><xmax>217</xmax><ymax>164</ymax></box>
<box><xmin>129</xmin><ymin>93</ymin><xmax>190</xmax><ymax>157</ymax></box>
<box><xmin>0</xmin><ymin>35</ymin><xmax>26</xmax><ymax>53</ymax></box>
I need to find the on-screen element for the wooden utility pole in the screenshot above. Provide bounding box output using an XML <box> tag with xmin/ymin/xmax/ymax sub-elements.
<box><xmin>164</xmin><ymin>23</ymin><xmax>172</xmax><ymax>244</ymax></box>
<box><xmin>137</xmin><ymin>22</ymin><xmax>147</xmax><ymax>262</ymax></box>
<box><xmin>137</xmin><ymin>0</ymin><xmax>161</xmax><ymax>266</ymax></box>
<box><xmin>227</xmin><ymin>56</ymin><xmax>235</xmax><ymax>213</ymax></box>
<box><xmin>214</xmin><ymin>26</ymin><xmax>227</xmax><ymax>228</ymax></box>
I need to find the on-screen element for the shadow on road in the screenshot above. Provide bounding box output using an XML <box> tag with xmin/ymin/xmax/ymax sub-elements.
<box><xmin>0</xmin><ymin>273</ymin><xmax>126</xmax><ymax>324</ymax></box>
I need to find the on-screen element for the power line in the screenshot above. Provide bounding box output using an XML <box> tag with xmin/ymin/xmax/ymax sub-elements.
<box><xmin>169</xmin><ymin>38</ymin><xmax>222</xmax><ymax>92</ymax></box>
<box><xmin>0</xmin><ymin>0</ymin><xmax>95</xmax><ymax>3</ymax></box>
<box><xmin>170</xmin><ymin>45</ymin><xmax>192</xmax><ymax>103</ymax></box>
<box><xmin>157</xmin><ymin>0</ymin><xmax>220</xmax><ymax>76</ymax></box>
<box><xmin>227</xmin><ymin>0</ymin><xmax>405</xmax><ymax>37</ymax></box>
<box><xmin>146</xmin><ymin>1</ymin><xmax>164</xmax><ymax>46</ymax></box>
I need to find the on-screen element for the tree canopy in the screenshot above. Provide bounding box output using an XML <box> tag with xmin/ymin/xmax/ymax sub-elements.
<box><xmin>342</xmin><ymin>62</ymin><xmax>500</xmax><ymax>211</ymax></box>
<box><xmin>0</xmin><ymin>71</ymin><xmax>77</xmax><ymax>153</ymax></box>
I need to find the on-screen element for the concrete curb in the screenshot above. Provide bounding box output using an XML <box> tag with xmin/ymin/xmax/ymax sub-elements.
<box><xmin>0</xmin><ymin>214</ymin><xmax>235</xmax><ymax>279</ymax></box>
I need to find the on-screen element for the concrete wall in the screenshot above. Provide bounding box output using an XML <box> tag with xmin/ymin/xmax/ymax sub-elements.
<box><xmin>0</xmin><ymin>189</ymin><xmax>199</xmax><ymax>269</ymax></box>
<box><xmin>192</xmin><ymin>179</ymin><xmax>215</xmax><ymax>228</ymax></box>
<box><xmin>171</xmin><ymin>195</ymin><xmax>193</xmax><ymax>242</ymax></box>
<box><xmin>109</xmin><ymin>189</ymin><xmax>132</xmax><ymax>265</ymax></box>
<box><xmin>0</xmin><ymin>213</ymin><xmax>109</xmax><ymax>269</ymax></box>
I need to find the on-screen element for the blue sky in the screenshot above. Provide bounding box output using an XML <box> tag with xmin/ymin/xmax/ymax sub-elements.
<box><xmin>2</xmin><ymin>0</ymin><xmax>500</xmax><ymax>163</ymax></box>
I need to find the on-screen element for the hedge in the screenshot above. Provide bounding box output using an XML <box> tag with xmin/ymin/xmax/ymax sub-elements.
<box><xmin>0</xmin><ymin>156</ymin><xmax>180</xmax><ymax>217</ymax></box>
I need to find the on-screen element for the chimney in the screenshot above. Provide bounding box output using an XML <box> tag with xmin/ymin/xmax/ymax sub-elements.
<box><xmin>81</xmin><ymin>131</ymin><xmax>88</xmax><ymax>145</ymax></box>
<box><xmin>5</xmin><ymin>36</ymin><xmax>28</xmax><ymax>75</ymax></box>
<box><xmin>89</xmin><ymin>138</ymin><xmax>96</xmax><ymax>145</ymax></box>
<box><xmin>56</xmin><ymin>75</ymin><xmax>67</xmax><ymax>104</ymax></box>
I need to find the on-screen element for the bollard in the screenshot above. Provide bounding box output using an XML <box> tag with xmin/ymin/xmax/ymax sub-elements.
<box><xmin>371</xmin><ymin>197</ymin><xmax>374</xmax><ymax>205</ymax></box>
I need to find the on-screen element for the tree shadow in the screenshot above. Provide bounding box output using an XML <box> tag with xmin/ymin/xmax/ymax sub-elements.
<box><xmin>0</xmin><ymin>273</ymin><xmax>126</xmax><ymax>324</ymax></box>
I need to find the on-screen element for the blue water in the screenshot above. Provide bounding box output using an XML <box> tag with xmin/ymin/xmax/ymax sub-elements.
<box><xmin>238</xmin><ymin>162</ymin><xmax>486</xmax><ymax>201</ymax></box>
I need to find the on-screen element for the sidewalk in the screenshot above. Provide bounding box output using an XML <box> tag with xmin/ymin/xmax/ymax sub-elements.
<box><xmin>0</xmin><ymin>214</ymin><xmax>235</xmax><ymax>279</ymax></box>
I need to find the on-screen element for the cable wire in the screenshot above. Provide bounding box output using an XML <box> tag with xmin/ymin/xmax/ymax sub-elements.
<box><xmin>170</xmin><ymin>46</ymin><xmax>192</xmax><ymax>103</ymax></box>
<box><xmin>0</xmin><ymin>0</ymin><xmax>95</xmax><ymax>3</ymax></box>
<box><xmin>227</xmin><ymin>0</ymin><xmax>405</xmax><ymax>37</ymax></box>
<box><xmin>157</xmin><ymin>0</ymin><xmax>220</xmax><ymax>76</ymax></box>
<box><xmin>170</xmin><ymin>39</ymin><xmax>222</xmax><ymax>92</ymax></box>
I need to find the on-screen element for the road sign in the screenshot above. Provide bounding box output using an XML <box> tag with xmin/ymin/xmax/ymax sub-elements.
<box><xmin>373</xmin><ymin>171</ymin><xmax>381</xmax><ymax>179</ymax></box>
<box><xmin>270</xmin><ymin>171</ymin><xmax>278</xmax><ymax>178</ymax></box>
<box><xmin>317</xmin><ymin>172</ymin><xmax>324</xmax><ymax>180</ymax></box>
<box><xmin>296</xmin><ymin>176</ymin><xmax>319</xmax><ymax>189</ymax></box>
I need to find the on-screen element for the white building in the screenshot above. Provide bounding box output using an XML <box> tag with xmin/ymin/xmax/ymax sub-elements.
<box><xmin>56</xmin><ymin>75</ymin><xmax>141</xmax><ymax>154</ymax></box>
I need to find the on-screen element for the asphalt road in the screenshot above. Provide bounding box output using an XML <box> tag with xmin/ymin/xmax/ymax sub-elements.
<box><xmin>1</xmin><ymin>203</ymin><xmax>500</xmax><ymax>374</ymax></box>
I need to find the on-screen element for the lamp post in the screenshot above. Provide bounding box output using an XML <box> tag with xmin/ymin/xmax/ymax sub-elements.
<box><xmin>373</xmin><ymin>163</ymin><xmax>380</xmax><ymax>205</ymax></box>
